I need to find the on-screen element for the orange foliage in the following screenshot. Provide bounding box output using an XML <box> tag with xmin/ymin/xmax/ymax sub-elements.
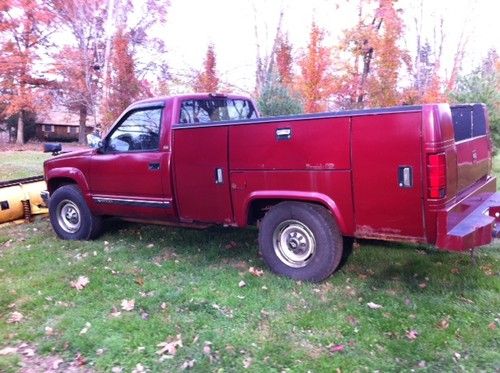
<box><xmin>336</xmin><ymin>0</ymin><xmax>406</xmax><ymax>108</ymax></box>
<box><xmin>101</xmin><ymin>28</ymin><xmax>144</xmax><ymax>128</ymax></box>
<box><xmin>0</xmin><ymin>0</ymin><xmax>54</xmax><ymax>143</ymax></box>
<box><xmin>193</xmin><ymin>44</ymin><xmax>220</xmax><ymax>93</ymax></box>
<box><xmin>297</xmin><ymin>23</ymin><xmax>335</xmax><ymax>113</ymax></box>
<box><xmin>275</xmin><ymin>34</ymin><xmax>293</xmax><ymax>86</ymax></box>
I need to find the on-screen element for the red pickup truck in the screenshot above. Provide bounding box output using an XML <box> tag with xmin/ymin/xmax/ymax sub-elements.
<box><xmin>42</xmin><ymin>93</ymin><xmax>500</xmax><ymax>281</ymax></box>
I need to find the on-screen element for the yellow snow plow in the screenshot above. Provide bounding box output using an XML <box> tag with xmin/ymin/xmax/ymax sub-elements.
<box><xmin>0</xmin><ymin>175</ymin><xmax>48</xmax><ymax>224</ymax></box>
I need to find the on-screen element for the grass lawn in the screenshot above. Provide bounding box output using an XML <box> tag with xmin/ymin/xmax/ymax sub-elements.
<box><xmin>0</xmin><ymin>152</ymin><xmax>499</xmax><ymax>372</ymax></box>
<box><xmin>0</xmin><ymin>151</ymin><xmax>51</xmax><ymax>180</ymax></box>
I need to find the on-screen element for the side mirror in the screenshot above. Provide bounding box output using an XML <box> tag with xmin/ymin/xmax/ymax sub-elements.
<box><xmin>43</xmin><ymin>142</ymin><xmax>62</xmax><ymax>155</ymax></box>
<box><xmin>87</xmin><ymin>133</ymin><xmax>101</xmax><ymax>148</ymax></box>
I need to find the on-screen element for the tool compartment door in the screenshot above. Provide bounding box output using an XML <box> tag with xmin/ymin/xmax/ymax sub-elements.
<box><xmin>172</xmin><ymin>125</ymin><xmax>233</xmax><ymax>224</ymax></box>
<box><xmin>352</xmin><ymin>112</ymin><xmax>425</xmax><ymax>240</ymax></box>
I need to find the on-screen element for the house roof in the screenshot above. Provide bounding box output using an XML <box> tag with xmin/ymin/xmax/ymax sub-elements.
<box><xmin>36</xmin><ymin>110</ymin><xmax>95</xmax><ymax>127</ymax></box>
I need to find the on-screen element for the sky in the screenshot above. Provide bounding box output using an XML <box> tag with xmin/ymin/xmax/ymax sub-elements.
<box><xmin>161</xmin><ymin>0</ymin><xmax>500</xmax><ymax>94</ymax></box>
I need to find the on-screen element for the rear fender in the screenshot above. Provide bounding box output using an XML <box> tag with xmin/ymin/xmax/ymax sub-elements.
<box><xmin>242</xmin><ymin>190</ymin><xmax>348</xmax><ymax>235</ymax></box>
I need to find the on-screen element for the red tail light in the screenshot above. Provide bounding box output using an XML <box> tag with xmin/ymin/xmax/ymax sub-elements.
<box><xmin>427</xmin><ymin>153</ymin><xmax>446</xmax><ymax>199</ymax></box>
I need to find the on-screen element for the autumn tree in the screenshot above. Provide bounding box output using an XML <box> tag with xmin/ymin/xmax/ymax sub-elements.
<box><xmin>297</xmin><ymin>22</ymin><xmax>335</xmax><ymax>113</ymax></box>
<box><xmin>49</xmin><ymin>0</ymin><xmax>105</xmax><ymax>143</ymax></box>
<box><xmin>193</xmin><ymin>44</ymin><xmax>220</xmax><ymax>93</ymax></box>
<box><xmin>275</xmin><ymin>34</ymin><xmax>293</xmax><ymax>87</ymax></box>
<box><xmin>336</xmin><ymin>0</ymin><xmax>406</xmax><ymax>109</ymax></box>
<box><xmin>0</xmin><ymin>0</ymin><xmax>54</xmax><ymax>144</ymax></box>
<box><xmin>101</xmin><ymin>28</ymin><xmax>144</xmax><ymax>127</ymax></box>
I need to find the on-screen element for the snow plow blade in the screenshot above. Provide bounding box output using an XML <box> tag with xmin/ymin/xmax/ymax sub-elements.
<box><xmin>0</xmin><ymin>175</ymin><xmax>48</xmax><ymax>224</ymax></box>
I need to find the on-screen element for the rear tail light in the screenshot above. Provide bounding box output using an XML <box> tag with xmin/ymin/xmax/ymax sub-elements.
<box><xmin>427</xmin><ymin>153</ymin><xmax>446</xmax><ymax>199</ymax></box>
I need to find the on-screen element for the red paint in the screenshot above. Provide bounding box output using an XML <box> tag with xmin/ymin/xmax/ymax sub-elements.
<box><xmin>43</xmin><ymin>95</ymin><xmax>500</xmax><ymax>251</ymax></box>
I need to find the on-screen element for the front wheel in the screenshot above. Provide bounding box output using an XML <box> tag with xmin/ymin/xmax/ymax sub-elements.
<box><xmin>258</xmin><ymin>202</ymin><xmax>343</xmax><ymax>282</ymax></box>
<box><xmin>49</xmin><ymin>185</ymin><xmax>102</xmax><ymax>240</ymax></box>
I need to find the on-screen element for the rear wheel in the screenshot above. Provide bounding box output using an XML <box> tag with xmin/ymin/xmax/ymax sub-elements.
<box><xmin>49</xmin><ymin>185</ymin><xmax>102</xmax><ymax>240</ymax></box>
<box><xmin>258</xmin><ymin>202</ymin><xmax>343</xmax><ymax>282</ymax></box>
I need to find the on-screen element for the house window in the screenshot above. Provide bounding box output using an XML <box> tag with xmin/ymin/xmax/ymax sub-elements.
<box><xmin>43</xmin><ymin>125</ymin><xmax>54</xmax><ymax>132</ymax></box>
<box><xmin>67</xmin><ymin>126</ymin><xmax>79</xmax><ymax>134</ymax></box>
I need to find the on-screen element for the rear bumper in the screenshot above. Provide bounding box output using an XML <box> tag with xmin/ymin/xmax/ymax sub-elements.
<box><xmin>436</xmin><ymin>177</ymin><xmax>500</xmax><ymax>251</ymax></box>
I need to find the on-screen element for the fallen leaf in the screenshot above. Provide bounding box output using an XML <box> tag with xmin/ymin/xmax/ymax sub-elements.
<box><xmin>417</xmin><ymin>360</ymin><xmax>427</xmax><ymax>368</ymax></box>
<box><xmin>238</xmin><ymin>280</ymin><xmax>246</xmax><ymax>288</ymax></box>
<box><xmin>437</xmin><ymin>318</ymin><xmax>450</xmax><ymax>330</ymax></box>
<box><xmin>121</xmin><ymin>299</ymin><xmax>135</xmax><ymax>311</ymax></box>
<box><xmin>52</xmin><ymin>358</ymin><xmax>64</xmax><ymax>370</ymax></box>
<box><xmin>181</xmin><ymin>359</ymin><xmax>196</xmax><ymax>370</ymax></box>
<box><xmin>488</xmin><ymin>321</ymin><xmax>497</xmax><ymax>330</ymax></box>
<box><xmin>21</xmin><ymin>348</ymin><xmax>35</xmax><ymax>357</ymax></box>
<box><xmin>135</xmin><ymin>276</ymin><xmax>145</xmax><ymax>286</ymax></box>
<box><xmin>79</xmin><ymin>322</ymin><xmax>91</xmax><ymax>335</ymax></box>
<box><xmin>203</xmin><ymin>342</ymin><xmax>212</xmax><ymax>355</ymax></box>
<box><xmin>367</xmin><ymin>302</ymin><xmax>383</xmax><ymax>309</ymax></box>
<box><xmin>74</xmin><ymin>352</ymin><xmax>86</xmax><ymax>366</ymax></box>
<box><xmin>0</xmin><ymin>347</ymin><xmax>17</xmax><ymax>355</ymax></box>
<box><xmin>346</xmin><ymin>315</ymin><xmax>358</xmax><ymax>326</ymax></box>
<box><xmin>7</xmin><ymin>311</ymin><xmax>24</xmax><ymax>323</ymax></box>
<box><xmin>160</xmin><ymin>302</ymin><xmax>167</xmax><ymax>310</ymax></box>
<box><xmin>328</xmin><ymin>344</ymin><xmax>345</xmax><ymax>353</ymax></box>
<box><xmin>110</xmin><ymin>307</ymin><xmax>122</xmax><ymax>317</ymax></box>
<box><xmin>140</xmin><ymin>309</ymin><xmax>149</xmax><ymax>320</ymax></box>
<box><xmin>243</xmin><ymin>357</ymin><xmax>252</xmax><ymax>369</ymax></box>
<box><xmin>132</xmin><ymin>363</ymin><xmax>146</xmax><ymax>373</ymax></box>
<box><xmin>418</xmin><ymin>282</ymin><xmax>427</xmax><ymax>289</ymax></box>
<box><xmin>406</xmin><ymin>329</ymin><xmax>419</xmax><ymax>340</ymax></box>
<box><xmin>156</xmin><ymin>334</ymin><xmax>183</xmax><ymax>356</ymax></box>
<box><xmin>45</xmin><ymin>326</ymin><xmax>54</xmax><ymax>336</ymax></box>
<box><xmin>451</xmin><ymin>268</ymin><xmax>460</xmax><ymax>274</ymax></box>
<box><xmin>224</xmin><ymin>241</ymin><xmax>238</xmax><ymax>250</ymax></box>
<box><xmin>70</xmin><ymin>276</ymin><xmax>89</xmax><ymax>291</ymax></box>
<box><xmin>249</xmin><ymin>267</ymin><xmax>264</xmax><ymax>277</ymax></box>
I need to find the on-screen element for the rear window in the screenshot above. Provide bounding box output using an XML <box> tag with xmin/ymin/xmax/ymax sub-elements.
<box><xmin>451</xmin><ymin>104</ymin><xmax>487</xmax><ymax>142</ymax></box>
<box><xmin>179</xmin><ymin>98</ymin><xmax>257</xmax><ymax>124</ymax></box>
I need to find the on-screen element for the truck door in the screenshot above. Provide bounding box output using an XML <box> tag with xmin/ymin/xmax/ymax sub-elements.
<box><xmin>89</xmin><ymin>105</ymin><xmax>173</xmax><ymax>219</ymax></box>
<box><xmin>352</xmin><ymin>111</ymin><xmax>425</xmax><ymax>240</ymax></box>
<box><xmin>172</xmin><ymin>125</ymin><xmax>233</xmax><ymax>224</ymax></box>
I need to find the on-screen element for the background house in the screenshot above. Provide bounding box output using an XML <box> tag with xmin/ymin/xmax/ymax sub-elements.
<box><xmin>36</xmin><ymin>110</ymin><xmax>94</xmax><ymax>142</ymax></box>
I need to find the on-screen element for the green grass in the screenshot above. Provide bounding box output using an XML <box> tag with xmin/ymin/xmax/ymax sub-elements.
<box><xmin>0</xmin><ymin>151</ymin><xmax>499</xmax><ymax>372</ymax></box>
<box><xmin>0</xmin><ymin>151</ymin><xmax>51</xmax><ymax>181</ymax></box>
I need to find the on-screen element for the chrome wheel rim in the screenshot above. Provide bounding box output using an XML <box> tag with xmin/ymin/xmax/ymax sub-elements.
<box><xmin>273</xmin><ymin>219</ymin><xmax>316</xmax><ymax>268</ymax></box>
<box><xmin>56</xmin><ymin>199</ymin><xmax>81</xmax><ymax>233</ymax></box>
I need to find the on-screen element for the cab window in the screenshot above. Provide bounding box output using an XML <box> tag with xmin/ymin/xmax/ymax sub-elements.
<box><xmin>107</xmin><ymin>108</ymin><xmax>162</xmax><ymax>152</ymax></box>
<box><xmin>179</xmin><ymin>98</ymin><xmax>257</xmax><ymax>124</ymax></box>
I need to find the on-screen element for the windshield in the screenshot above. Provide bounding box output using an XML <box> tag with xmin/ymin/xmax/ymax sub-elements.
<box><xmin>179</xmin><ymin>98</ymin><xmax>257</xmax><ymax>124</ymax></box>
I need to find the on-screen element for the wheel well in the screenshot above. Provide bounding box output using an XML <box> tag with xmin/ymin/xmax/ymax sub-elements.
<box><xmin>247</xmin><ymin>199</ymin><xmax>332</xmax><ymax>226</ymax></box>
<box><xmin>48</xmin><ymin>178</ymin><xmax>77</xmax><ymax>194</ymax></box>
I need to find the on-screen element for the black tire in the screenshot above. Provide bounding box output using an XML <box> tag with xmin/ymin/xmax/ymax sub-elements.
<box><xmin>258</xmin><ymin>201</ymin><xmax>343</xmax><ymax>282</ymax></box>
<box><xmin>49</xmin><ymin>185</ymin><xmax>102</xmax><ymax>240</ymax></box>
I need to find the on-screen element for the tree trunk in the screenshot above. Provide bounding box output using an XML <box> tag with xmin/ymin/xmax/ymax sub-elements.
<box><xmin>78</xmin><ymin>104</ymin><xmax>88</xmax><ymax>144</ymax></box>
<box><xmin>16</xmin><ymin>111</ymin><xmax>25</xmax><ymax>145</ymax></box>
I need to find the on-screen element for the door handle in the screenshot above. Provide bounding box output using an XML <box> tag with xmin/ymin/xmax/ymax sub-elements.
<box><xmin>149</xmin><ymin>162</ymin><xmax>160</xmax><ymax>171</ymax></box>
<box><xmin>215</xmin><ymin>168</ymin><xmax>224</xmax><ymax>184</ymax></box>
<box><xmin>276</xmin><ymin>128</ymin><xmax>291</xmax><ymax>140</ymax></box>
